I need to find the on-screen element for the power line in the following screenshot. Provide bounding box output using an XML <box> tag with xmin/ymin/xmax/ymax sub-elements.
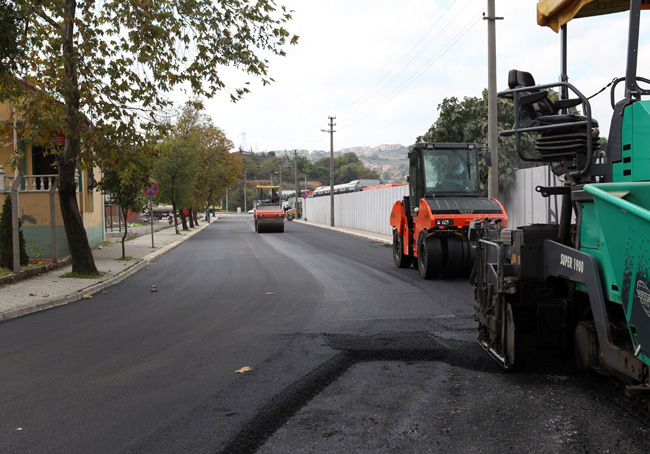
<box><xmin>336</xmin><ymin>0</ymin><xmax>466</xmax><ymax>116</ymax></box>
<box><xmin>339</xmin><ymin>9</ymin><xmax>483</xmax><ymax>129</ymax></box>
<box><xmin>337</xmin><ymin>0</ymin><xmax>477</xmax><ymax>121</ymax></box>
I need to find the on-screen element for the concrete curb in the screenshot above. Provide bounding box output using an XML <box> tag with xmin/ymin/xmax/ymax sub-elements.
<box><xmin>296</xmin><ymin>220</ymin><xmax>392</xmax><ymax>245</ymax></box>
<box><xmin>0</xmin><ymin>221</ymin><xmax>212</xmax><ymax>322</ymax></box>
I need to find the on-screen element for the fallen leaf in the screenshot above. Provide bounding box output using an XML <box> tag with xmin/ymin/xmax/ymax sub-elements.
<box><xmin>151</xmin><ymin>284</ymin><xmax>158</xmax><ymax>288</ymax></box>
<box><xmin>82</xmin><ymin>294</ymin><xmax>93</xmax><ymax>299</ymax></box>
<box><xmin>234</xmin><ymin>366</ymin><xmax>252</xmax><ymax>374</ymax></box>
<box><xmin>151</xmin><ymin>288</ymin><xmax>158</xmax><ymax>293</ymax></box>
<box><xmin>29</xmin><ymin>293</ymin><xmax>35</xmax><ymax>296</ymax></box>
<box><xmin>102</xmin><ymin>290</ymin><xmax>109</xmax><ymax>295</ymax></box>
<box><xmin>16</xmin><ymin>428</ymin><xmax>22</xmax><ymax>431</ymax></box>
<box><xmin>266</xmin><ymin>292</ymin><xmax>275</xmax><ymax>295</ymax></box>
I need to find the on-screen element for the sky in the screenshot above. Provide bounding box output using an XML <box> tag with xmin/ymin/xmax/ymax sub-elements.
<box><xmin>200</xmin><ymin>0</ymin><xmax>650</xmax><ymax>153</ymax></box>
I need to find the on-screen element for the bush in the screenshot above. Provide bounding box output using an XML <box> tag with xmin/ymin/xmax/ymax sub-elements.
<box><xmin>0</xmin><ymin>196</ymin><xmax>29</xmax><ymax>269</ymax></box>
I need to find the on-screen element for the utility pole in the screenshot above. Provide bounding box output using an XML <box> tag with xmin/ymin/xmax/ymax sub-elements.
<box><xmin>243</xmin><ymin>170</ymin><xmax>247</xmax><ymax>212</ymax></box>
<box><xmin>294</xmin><ymin>150</ymin><xmax>299</xmax><ymax>215</ymax></box>
<box><xmin>321</xmin><ymin>116</ymin><xmax>336</xmax><ymax>226</ymax></box>
<box><xmin>485</xmin><ymin>0</ymin><xmax>503</xmax><ymax>199</ymax></box>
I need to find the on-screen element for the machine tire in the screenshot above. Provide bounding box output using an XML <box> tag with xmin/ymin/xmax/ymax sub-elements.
<box><xmin>574</xmin><ymin>320</ymin><xmax>599</xmax><ymax>372</ymax></box>
<box><xmin>464</xmin><ymin>237</ymin><xmax>476</xmax><ymax>277</ymax></box>
<box><xmin>417</xmin><ymin>233</ymin><xmax>442</xmax><ymax>279</ymax></box>
<box><xmin>442</xmin><ymin>235</ymin><xmax>464</xmax><ymax>278</ymax></box>
<box><xmin>393</xmin><ymin>230</ymin><xmax>412</xmax><ymax>268</ymax></box>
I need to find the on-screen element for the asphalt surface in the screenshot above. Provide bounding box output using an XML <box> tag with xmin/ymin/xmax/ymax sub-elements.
<box><xmin>1</xmin><ymin>215</ymin><xmax>649</xmax><ymax>453</ymax></box>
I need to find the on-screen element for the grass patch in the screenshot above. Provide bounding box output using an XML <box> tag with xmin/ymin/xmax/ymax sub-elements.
<box><xmin>60</xmin><ymin>272</ymin><xmax>98</xmax><ymax>279</ymax></box>
<box><xmin>0</xmin><ymin>261</ymin><xmax>51</xmax><ymax>277</ymax></box>
<box><xmin>115</xmin><ymin>256</ymin><xmax>133</xmax><ymax>261</ymax></box>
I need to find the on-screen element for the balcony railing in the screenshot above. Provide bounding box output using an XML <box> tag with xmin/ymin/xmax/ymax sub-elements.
<box><xmin>0</xmin><ymin>166</ymin><xmax>61</xmax><ymax>193</ymax></box>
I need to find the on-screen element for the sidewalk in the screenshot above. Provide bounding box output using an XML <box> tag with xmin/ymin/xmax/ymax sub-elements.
<box><xmin>0</xmin><ymin>220</ymin><xmax>212</xmax><ymax>322</ymax></box>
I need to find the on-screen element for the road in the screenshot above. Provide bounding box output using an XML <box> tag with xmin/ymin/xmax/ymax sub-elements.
<box><xmin>1</xmin><ymin>215</ymin><xmax>649</xmax><ymax>454</ymax></box>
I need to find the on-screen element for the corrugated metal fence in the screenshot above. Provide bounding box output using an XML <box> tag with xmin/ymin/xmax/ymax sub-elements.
<box><xmin>303</xmin><ymin>166</ymin><xmax>561</xmax><ymax>235</ymax></box>
<box><xmin>304</xmin><ymin>185</ymin><xmax>409</xmax><ymax>235</ymax></box>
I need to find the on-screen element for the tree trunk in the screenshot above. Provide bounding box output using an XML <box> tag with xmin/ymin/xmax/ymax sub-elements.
<box><xmin>59</xmin><ymin>0</ymin><xmax>98</xmax><ymax>275</ymax></box>
<box><xmin>193</xmin><ymin>209</ymin><xmax>199</xmax><ymax>226</ymax></box>
<box><xmin>188</xmin><ymin>208</ymin><xmax>195</xmax><ymax>228</ymax></box>
<box><xmin>172</xmin><ymin>203</ymin><xmax>179</xmax><ymax>234</ymax></box>
<box><xmin>120</xmin><ymin>205</ymin><xmax>128</xmax><ymax>259</ymax></box>
<box><xmin>180</xmin><ymin>209</ymin><xmax>188</xmax><ymax>230</ymax></box>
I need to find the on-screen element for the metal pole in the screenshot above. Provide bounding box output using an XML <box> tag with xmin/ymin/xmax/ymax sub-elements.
<box><xmin>485</xmin><ymin>0</ymin><xmax>502</xmax><ymax>199</ymax></box>
<box><xmin>244</xmin><ymin>170</ymin><xmax>247</xmax><ymax>212</ymax></box>
<box><xmin>560</xmin><ymin>24</ymin><xmax>569</xmax><ymax>105</ymax></box>
<box><xmin>150</xmin><ymin>197</ymin><xmax>154</xmax><ymax>248</ymax></box>
<box><xmin>11</xmin><ymin>172</ymin><xmax>23</xmax><ymax>274</ymax></box>
<box><xmin>50</xmin><ymin>176</ymin><xmax>58</xmax><ymax>263</ymax></box>
<box><xmin>294</xmin><ymin>150</ymin><xmax>298</xmax><ymax>212</ymax></box>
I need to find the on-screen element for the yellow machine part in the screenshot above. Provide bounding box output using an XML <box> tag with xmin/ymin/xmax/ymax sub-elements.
<box><xmin>537</xmin><ymin>0</ymin><xmax>650</xmax><ymax>32</ymax></box>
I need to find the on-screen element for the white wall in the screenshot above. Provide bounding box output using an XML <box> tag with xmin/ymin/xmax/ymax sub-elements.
<box><xmin>304</xmin><ymin>166</ymin><xmax>561</xmax><ymax>235</ymax></box>
<box><xmin>304</xmin><ymin>185</ymin><xmax>408</xmax><ymax>235</ymax></box>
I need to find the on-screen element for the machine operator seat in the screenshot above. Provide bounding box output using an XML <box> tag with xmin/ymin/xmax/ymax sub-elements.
<box><xmin>505</xmin><ymin>69</ymin><xmax>600</xmax><ymax>160</ymax></box>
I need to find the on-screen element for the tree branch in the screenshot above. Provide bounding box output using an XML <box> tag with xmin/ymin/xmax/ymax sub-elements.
<box><xmin>33</xmin><ymin>6</ymin><xmax>63</xmax><ymax>36</ymax></box>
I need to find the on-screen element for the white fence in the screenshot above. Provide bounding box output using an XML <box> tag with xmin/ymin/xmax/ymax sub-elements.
<box><xmin>303</xmin><ymin>166</ymin><xmax>561</xmax><ymax>235</ymax></box>
<box><xmin>304</xmin><ymin>185</ymin><xmax>409</xmax><ymax>235</ymax></box>
<box><xmin>500</xmin><ymin>166</ymin><xmax>563</xmax><ymax>229</ymax></box>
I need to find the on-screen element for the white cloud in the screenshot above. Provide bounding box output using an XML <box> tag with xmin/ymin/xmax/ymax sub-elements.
<box><xmin>201</xmin><ymin>1</ymin><xmax>650</xmax><ymax>152</ymax></box>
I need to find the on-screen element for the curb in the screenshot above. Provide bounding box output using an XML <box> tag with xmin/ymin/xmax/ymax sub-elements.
<box><xmin>0</xmin><ymin>221</ymin><xmax>212</xmax><ymax>322</ymax></box>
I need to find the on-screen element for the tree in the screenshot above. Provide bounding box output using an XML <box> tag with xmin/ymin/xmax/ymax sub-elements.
<box><xmin>96</xmin><ymin>127</ymin><xmax>157</xmax><ymax>258</ymax></box>
<box><xmin>175</xmin><ymin>104</ymin><xmax>241</xmax><ymax>220</ymax></box>
<box><xmin>417</xmin><ymin>89</ymin><xmax>537</xmax><ymax>195</ymax></box>
<box><xmin>5</xmin><ymin>1</ymin><xmax>298</xmax><ymax>274</ymax></box>
<box><xmin>0</xmin><ymin>196</ymin><xmax>28</xmax><ymax>270</ymax></box>
<box><xmin>153</xmin><ymin>138</ymin><xmax>198</xmax><ymax>233</ymax></box>
<box><xmin>311</xmin><ymin>152</ymin><xmax>380</xmax><ymax>185</ymax></box>
<box><xmin>0</xmin><ymin>0</ymin><xmax>22</xmax><ymax>79</ymax></box>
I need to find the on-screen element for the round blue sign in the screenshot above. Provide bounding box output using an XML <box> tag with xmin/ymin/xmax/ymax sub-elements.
<box><xmin>144</xmin><ymin>182</ymin><xmax>158</xmax><ymax>197</ymax></box>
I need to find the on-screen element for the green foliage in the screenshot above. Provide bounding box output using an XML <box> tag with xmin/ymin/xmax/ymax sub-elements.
<box><xmin>177</xmin><ymin>103</ymin><xmax>242</xmax><ymax>209</ymax></box>
<box><xmin>3</xmin><ymin>0</ymin><xmax>297</xmax><ymax>273</ymax></box>
<box><xmin>153</xmin><ymin>138</ymin><xmax>199</xmax><ymax>212</ymax></box>
<box><xmin>227</xmin><ymin>187</ymin><xmax>255</xmax><ymax>212</ymax></box>
<box><xmin>0</xmin><ymin>0</ymin><xmax>22</xmax><ymax>79</ymax></box>
<box><xmin>240</xmin><ymin>151</ymin><xmax>379</xmax><ymax>187</ymax></box>
<box><xmin>417</xmin><ymin>89</ymin><xmax>537</xmax><ymax>195</ymax></box>
<box><xmin>0</xmin><ymin>196</ymin><xmax>29</xmax><ymax>269</ymax></box>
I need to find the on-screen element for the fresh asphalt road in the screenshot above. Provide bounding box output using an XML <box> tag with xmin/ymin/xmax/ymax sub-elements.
<box><xmin>0</xmin><ymin>215</ymin><xmax>474</xmax><ymax>453</ymax></box>
<box><xmin>2</xmin><ymin>215</ymin><xmax>650</xmax><ymax>454</ymax></box>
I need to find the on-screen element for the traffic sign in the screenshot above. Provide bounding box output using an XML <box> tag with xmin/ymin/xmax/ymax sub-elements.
<box><xmin>302</xmin><ymin>192</ymin><xmax>307</xmax><ymax>199</ymax></box>
<box><xmin>143</xmin><ymin>182</ymin><xmax>158</xmax><ymax>197</ymax></box>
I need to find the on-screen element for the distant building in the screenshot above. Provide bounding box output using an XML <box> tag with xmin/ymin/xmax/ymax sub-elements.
<box><xmin>374</xmin><ymin>144</ymin><xmax>402</xmax><ymax>151</ymax></box>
